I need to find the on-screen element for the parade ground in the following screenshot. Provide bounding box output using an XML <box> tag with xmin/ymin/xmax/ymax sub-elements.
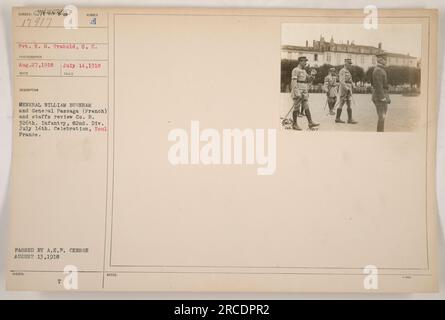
<box><xmin>280</xmin><ymin>93</ymin><xmax>421</xmax><ymax>132</ymax></box>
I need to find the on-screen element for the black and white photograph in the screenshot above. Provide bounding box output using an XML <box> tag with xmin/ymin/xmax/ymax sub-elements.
<box><xmin>280</xmin><ymin>23</ymin><xmax>422</xmax><ymax>132</ymax></box>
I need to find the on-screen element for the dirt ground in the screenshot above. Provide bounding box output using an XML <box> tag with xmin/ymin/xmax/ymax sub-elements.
<box><xmin>280</xmin><ymin>93</ymin><xmax>421</xmax><ymax>132</ymax></box>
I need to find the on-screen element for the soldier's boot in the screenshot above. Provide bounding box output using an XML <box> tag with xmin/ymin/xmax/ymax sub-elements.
<box><xmin>292</xmin><ymin>111</ymin><xmax>302</xmax><ymax>130</ymax></box>
<box><xmin>347</xmin><ymin>108</ymin><xmax>358</xmax><ymax>124</ymax></box>
<box><xmin>335</xmin><ymin>108</ymin><xmax>345</xmax><ymax>123</ymax></box>
<box><xmin>305</xmin><ymin>109</ymin><xmax>319</xmax><ymax>128</ymax></box>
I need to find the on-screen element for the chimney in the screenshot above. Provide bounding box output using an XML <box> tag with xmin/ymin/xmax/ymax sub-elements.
<box><xmin>347</xmin><ymin>40</ymin><xmax>350</xmax><ymax>45</ymax></box>
<box><xmin>306</xmin><ymin>40</ymin><xmax>308</xmax><ymax>47</ymax></box>
<box><xmin>378</xmin><ymin>42</ymin><xmax>382</xmax><ymax>50</ymax></box>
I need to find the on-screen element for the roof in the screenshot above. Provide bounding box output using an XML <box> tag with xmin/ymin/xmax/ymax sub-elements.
<box><xmin>281</xmin><ymin>43</ymin><xmax>380</xmax><ymax>55</ymax></box>
<box><xmin>383</xmin><ymin>52</ymin><xmax>416</xmax><ymax>59</ymax></box>
<box><xmin>282</xmin><ymin>35</ymin><xmax>418</xmax><ymax>60</ymax></box>
<box><xmin>282</xmin><ymin>44</ymin><xmax>418</xmax><ymax>60</ymax></box>
<box><xmin>281</xmin><ymin>45</ymin><xmax>312</xmax><ymax>52</ymax></box>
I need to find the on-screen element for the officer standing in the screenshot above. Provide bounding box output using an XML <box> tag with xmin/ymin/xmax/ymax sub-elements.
<box><xmin>372</xmin><ymin>54</ymin><xmax>391</xmax><ymax>132</ymax></box>
<box><xmin>290</xmin><ymin>56</ymin><xmax>319</xmax><ymax>130</ymax></box>
<box><xmin>324</xmin><ymin>67</ymin><xmax>339</xmax><ymax>115</ymax></box>
<box><xmin>336</xmin><ymin>58</ymin><xmax>358</xmax><ymax>124</ymax></box>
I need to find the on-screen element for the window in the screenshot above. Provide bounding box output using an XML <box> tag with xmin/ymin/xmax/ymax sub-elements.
<box><xmin>372</xmin><ymin>55</ymin><xmax>376</xmax><ymax>65</ymax></box>
<box><xmin>326</xmin><ymin>52</ymin><xmax>331</xmax><ymax>63</ymax></box>
<box><xmin>360</xmin><ymin>55</ymin><xmax>365</xmax><ymax>65</ymax></box>
<box><xmin>314</xmin><ymin>53</ymin><xmax>318</xmax><ymax>61</ymax></box>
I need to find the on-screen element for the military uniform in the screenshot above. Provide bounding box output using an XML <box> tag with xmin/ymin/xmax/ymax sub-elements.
<box><xmin>372</xmin><ymin>59</ymin><xmax>391</xmax><ymax>132</ymax></box>
<box><xmin>324</xmin><ymin>70</ymin><xmax>338</xmax><ymax>115</ymax></box>
<box><xmin>290</xmin><ymin>56</ymin><xmax>319</xmax><ymax>130</ymax></box>
<box><xmin>338</xmin><ymin>67</ymin><xmax>353</xmax><ymax>102</ymax></box>
<box><xmin>336</xmin><ymin>59</ymin><xmax>357</xmax><ymax>124</ymax></box>
<box><xmin>291</xmin><ymin>65</ymin><xmax>310</xmax><ymax>112</ymax></box>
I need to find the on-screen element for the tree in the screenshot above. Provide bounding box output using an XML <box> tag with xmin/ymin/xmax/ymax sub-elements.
<box><xmin>349</xmin><ymin>65</ymin><xmax>365</xmax><ymax>83</ymax></box>
<box><xmin>365</xmin><ymin>65</ymin><xmax>421</xmax><ymax>87</ymax></box>
<box><xmin>312</xmin><ymin>64</ymin><xmax>334</xmax><ymax>85</ymax></box>
<box><xmin>365</xmin><ymin>66</ymin><xmax>375</xmax><ymax>84</ymax></box>
<box><xmin>281</xmin><ymin>59</ymin><xmax>299</xmax><ymax>92</ymax></box>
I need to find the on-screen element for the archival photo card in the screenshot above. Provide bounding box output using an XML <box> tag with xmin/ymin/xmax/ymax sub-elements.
<box><xmin>7</xmin><ymin>7</ymin><xmax>438</xmax><ymax>292</ymax></box>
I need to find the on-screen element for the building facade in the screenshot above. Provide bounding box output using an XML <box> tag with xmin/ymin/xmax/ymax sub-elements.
<box><xmin>281</xmin><ymin>36</ymin><xmax>419</xmax><ymax>70</ymax></box>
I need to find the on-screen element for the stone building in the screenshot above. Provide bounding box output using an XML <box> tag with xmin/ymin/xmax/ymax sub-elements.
<box><xmin>281</xmin><ymin>36</ymin><xmax>419</xmax><ymax>70</ymax></box>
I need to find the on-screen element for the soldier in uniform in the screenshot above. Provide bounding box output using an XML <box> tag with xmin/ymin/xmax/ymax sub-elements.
<box><xmin>372</xmin><ymin>53</ymin><xmax>391</xmax><ymax>132</ymax></box>
<box><xmin>336</xmin><ymin>58</ymin><xmax>358</xmax><ymax>124</ymax></box>
<box><xmin>324</xmin><ymin>67</ymin><xmax>339</xmax><ymax>115</ymax></box>
<box><xmin>290</xmin><ymin>56</ymin><xmax>319</xmax><ymax>130</ymax></box>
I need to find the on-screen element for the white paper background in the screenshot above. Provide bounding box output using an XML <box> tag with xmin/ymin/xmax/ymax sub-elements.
<box><xmin>0</xmin><ymin>0</ymin><xmax>443</xmax><ymax>299</ymax></box>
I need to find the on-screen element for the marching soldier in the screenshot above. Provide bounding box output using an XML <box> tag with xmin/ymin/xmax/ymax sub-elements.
<box><xmin>372</xmin><ymin>53</ymin><xmax>391</xmax><ymax>132</ymax></box>
<box><xmin>290</xmin><ymin>56</ymin><xmax>319</xmax><ymax>130</ymax></box>
<box><xmin>324</xmin><ymin>67</ymin><xmax>339</xmax><ymax>115</ymax></box>
<box><xmin>336</xmin><ymin>58</ymin><xmax>358</xmax><ymax>124</ymax></box>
